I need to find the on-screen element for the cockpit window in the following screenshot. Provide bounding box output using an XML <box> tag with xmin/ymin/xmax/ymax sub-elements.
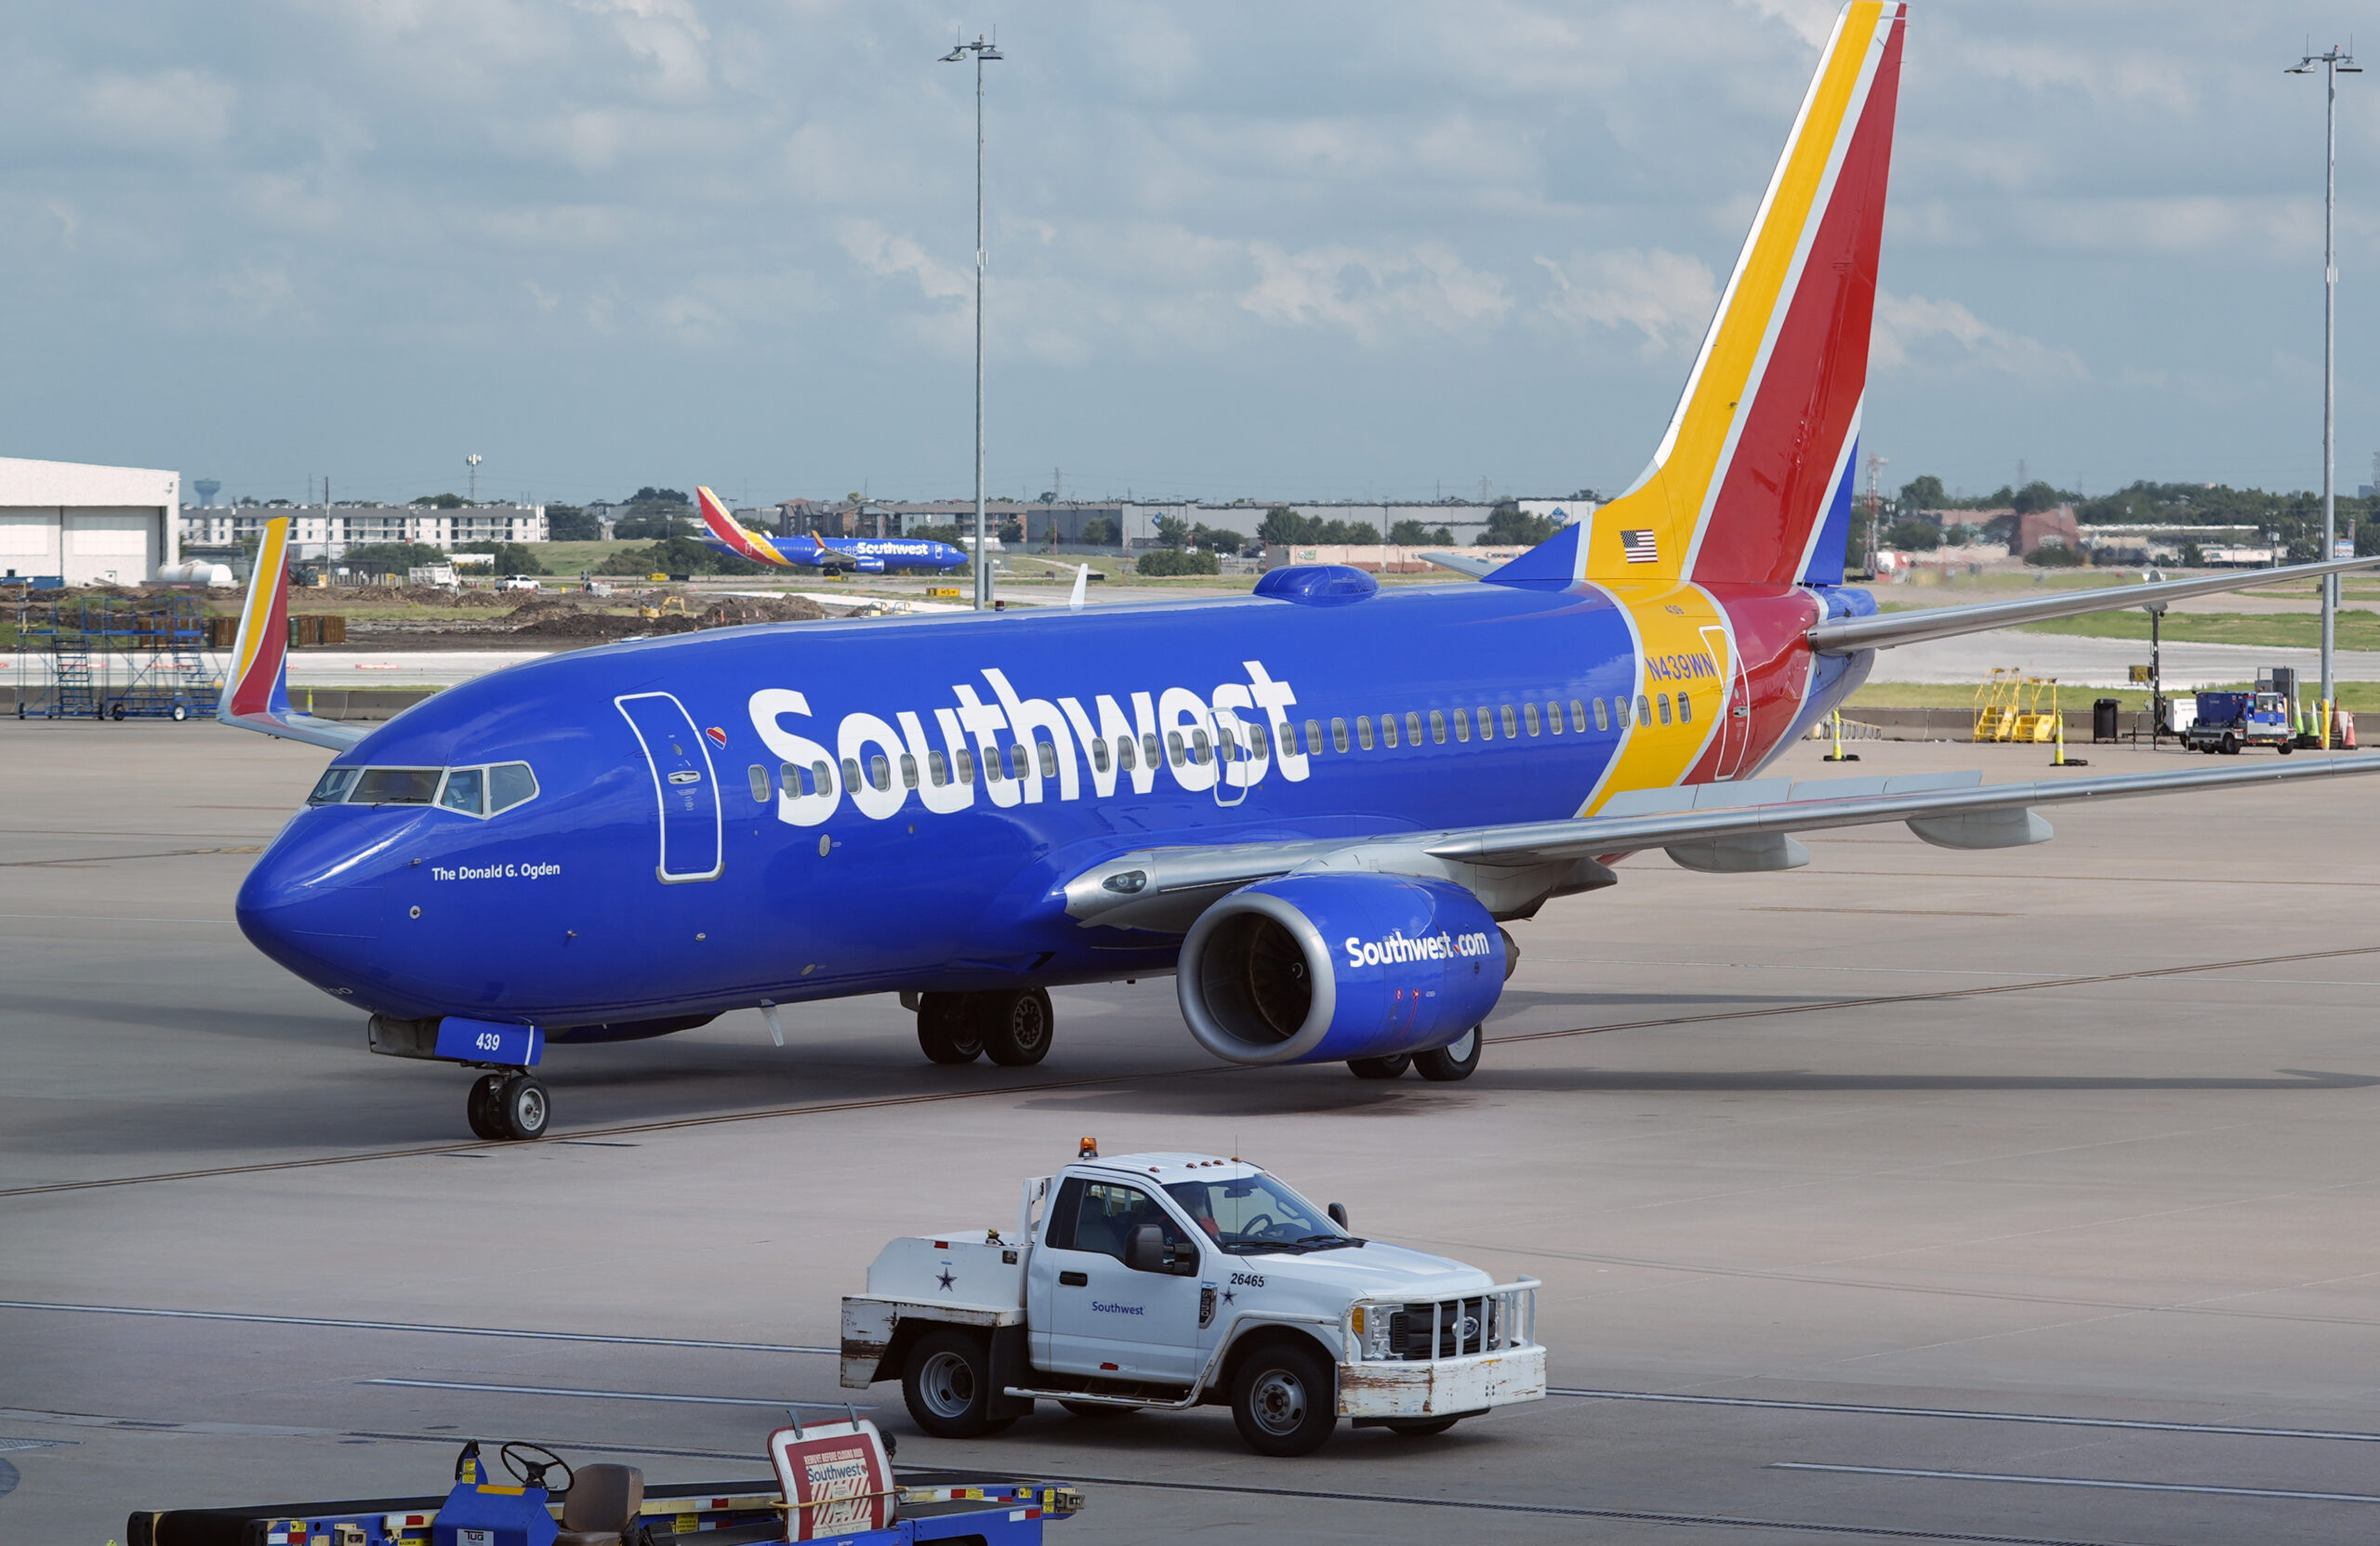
<box><xmin>439</xmin><ymin>767</ymin><xmax>485</xmax><ymax>815</ymax></box>
<box><xmin>488</xmin><ymin>761</ymin><xmax>538</xmax><ymax>813</ymax></box>
<box><xmin>351</xmin><ymin>767</ymin><xmax>443</xmax><ymax>805</ymax></box>
<box><xmin>311</xmin><ymin>761</ymin><xmax>538</xmax><ymax>818</ymax></box>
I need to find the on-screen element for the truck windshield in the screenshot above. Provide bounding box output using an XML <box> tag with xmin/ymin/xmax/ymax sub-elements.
<box><xmin>1164</xmin><ymin>1175</ymin><xmax>1351</xmax><ymax>1255</ymax></box>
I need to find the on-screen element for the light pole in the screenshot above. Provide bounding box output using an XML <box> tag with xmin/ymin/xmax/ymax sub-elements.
<box><xmin>942</xmin><ymin>34</ymin><xmax>1003</xmax><ymax>610</ymax></box>
<box><xmin>2288</xmin><ymin>43</ymin><xmax>2360</xmax><ymax>725</ymax></box>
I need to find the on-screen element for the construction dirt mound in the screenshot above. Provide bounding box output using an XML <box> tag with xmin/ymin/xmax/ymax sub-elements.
<box><xmin>695</xmin><ymin>594</ymin><xmax>831</xmax><ymax>627</ymax></box>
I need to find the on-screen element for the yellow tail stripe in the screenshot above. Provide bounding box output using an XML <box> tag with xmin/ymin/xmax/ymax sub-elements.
<box><xmin>1585</xmin><ymin>1</ymin><xmax>1881</xmax><ymax>577</ymax></box>
<box><xmin>233</xmin><ymin>518</ymin><xmax>288</xmax><ymax>691</ymax></box>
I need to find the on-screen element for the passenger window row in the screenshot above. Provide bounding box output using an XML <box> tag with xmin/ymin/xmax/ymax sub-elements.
<box><xmin>743</xmin><ymin>687</ymin><xmax>1701</xmax><ymax>804</ymax></box>
<box><xmin>1290</xmin><ymin>691</ymin><xmax>1691</xmax><ymax>760</ymax></box>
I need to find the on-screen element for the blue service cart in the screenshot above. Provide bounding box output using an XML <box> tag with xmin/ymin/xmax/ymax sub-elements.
<box><xmin>126</xmin><ymin>1427</ymin><xmax>1084</xmax><ymax>1546</ymax></box>
<box><xmin>2182</xmin><ymin>690</ymin><xmax>2295</xmax><ymax>756</ymax></box>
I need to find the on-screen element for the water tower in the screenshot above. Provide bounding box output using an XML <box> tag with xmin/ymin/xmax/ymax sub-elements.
<box><xmin>193</xmin><ymin>479</ymin><xmax>221</xmax><ymax>507</ymax></box>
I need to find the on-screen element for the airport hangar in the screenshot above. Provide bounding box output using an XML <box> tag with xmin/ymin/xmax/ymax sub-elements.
<box><xmin>0</xmin><ymin>455</ymin><xmax>181</xmax><ymax>587</ymax></box>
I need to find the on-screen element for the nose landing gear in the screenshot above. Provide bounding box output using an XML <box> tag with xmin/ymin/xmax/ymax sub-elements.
<box><xmin>466</xmin><ymin>1070</ymin><xmax>551</xmax><ymax>1141</ymax></box>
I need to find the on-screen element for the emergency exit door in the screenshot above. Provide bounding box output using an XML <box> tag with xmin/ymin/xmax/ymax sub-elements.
<box><xmin>616</xmin><ymin>692</ymin><xmax>723</xmax><ymax>882</ymax></box>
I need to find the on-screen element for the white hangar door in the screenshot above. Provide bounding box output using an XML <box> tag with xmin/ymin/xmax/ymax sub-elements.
<box><xmin>62</xmin><ymin>509</ymin><xmax>156</xmax><ymax>587</ymax></box>
<box><xmin>0</xmin><ymin>510</ymin><xmax>61</xmax><ymax>579</ymax></box>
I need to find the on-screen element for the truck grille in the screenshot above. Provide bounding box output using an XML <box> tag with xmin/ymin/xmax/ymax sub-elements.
<box><xmin>1387</xmin><ymin>1296</ymin><xmax>1487</xmax><ymax>1360</ymax></box>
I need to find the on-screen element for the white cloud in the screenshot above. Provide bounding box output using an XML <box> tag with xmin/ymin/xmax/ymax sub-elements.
<box><xmin>218</xmin><ymin>259</ymin><xmax>304</xmax><ymax>323</ymax></box>
<box><xmin>1533</xmin><ymin>248</ymin><xmax>1718</xmax><ymax>354</ymax></box>
<box><xmin>79</xmin><ymin>68</ymin><xmax>235</xmax><ymax>153</ymax></box>
<box><xmin>576</xmin><ymin>0</ymin><xmax>712</xmax><ymax>104</ymax></box>
<box><xmin>1871</xmin><ymin>290</ymin><xmax>2086</xmax><ymax>382</ymax></box>
<box><xmin>837</xmin><ymin>218</ymin><xmax>971</xmax><ymax>305</ymax></box>
<box><xmin>1239</xmin><ymin>243</ymin><xmax>1511</xmax><ymax>348</ymax></box>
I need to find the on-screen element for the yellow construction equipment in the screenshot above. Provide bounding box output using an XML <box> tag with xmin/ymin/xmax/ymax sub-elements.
<box><xmin>637</xmin><ymin>594</ymin><xmax>687</xmax><ymax>622</ymax></box>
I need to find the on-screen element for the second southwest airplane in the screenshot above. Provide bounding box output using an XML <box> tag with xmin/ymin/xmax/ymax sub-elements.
<box><xmin>694</xmin><ymin>507</ymin><xmax>969</xmax><ymax>576</ymax></box>
<box><xmin>222</xmin><ymin>3</ymin><xmax>2380</xmax><ymax>1140</ymax></box>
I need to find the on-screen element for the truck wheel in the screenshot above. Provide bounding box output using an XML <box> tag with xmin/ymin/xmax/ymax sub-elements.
<box><xmin>917</xmin><ymin>994</ymin><xmax>984</xmax><ymax>1064</ymax></box>
<box><xmin>1347</xmin><ymin>1054</ymin><xmax>1409</xmax><ymax>1079</ymax></box>
<box><xmin>2279</xmin><ymin>742</ymin><xmax>2294</xmax><ymax>755</ymax></box>
<box><xmin>1231</xmin><ymin>1341</ymin><xmax>1337</xmax><ymax>1457</ymax></box>
<box><xmin>981</xmin><ymin>988</ymin><xmax>1053</xmax><ymax>1067</ymax></box>
<box><xmin>1382</xmin><ymin>1417</ymin><xmax>1461</xmax><ymax>1437</ymax></box>
<box><xmin>902</xmin><ymin>1328</ymin><xmax>1013</xmax><ymax>1439</ymax></box>
<box><xmin>2222</xmin><ymin>733</ymin><xmax>2240</xmax><ymax>755</ymax></box>
<box><xmin>1412</xmin><ymin>1025</ymin><xmax>1482</xmax><ymax>1083</ymax></box>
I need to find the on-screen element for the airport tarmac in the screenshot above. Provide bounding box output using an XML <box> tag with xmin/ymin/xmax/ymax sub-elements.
<box><xmin>5</xmin><ymin>722</ymin><xmax>2379</xmax><ymax>1544</ymax></box>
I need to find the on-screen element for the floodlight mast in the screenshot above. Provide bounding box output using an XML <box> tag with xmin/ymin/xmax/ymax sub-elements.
<box><xmin>2288</xmin><ymin>42</ymin><xmax>2360</xmax><ymax>722</ymax></box>
<box><xmin>942</xmin><ymin>34</ymin><xmax>1004</xmax><ymax>611</ymax></box>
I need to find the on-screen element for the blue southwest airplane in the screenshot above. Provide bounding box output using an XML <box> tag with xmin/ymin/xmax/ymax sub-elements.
<box><xmin>221</xmin><ymin>2</ymin><xmax>2380</xmax><ymax>1142</ymax></box>
<box><xmin>695</xmin><ymin>491</ymin><xmax>969</xmax><ymax>575</ymax></box>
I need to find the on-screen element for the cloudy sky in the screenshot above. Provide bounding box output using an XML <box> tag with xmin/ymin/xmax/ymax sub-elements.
<box><xmin>4</xmin><ymin>0</ymin><xmax>2375</xmax><ymax>509</ymax></box>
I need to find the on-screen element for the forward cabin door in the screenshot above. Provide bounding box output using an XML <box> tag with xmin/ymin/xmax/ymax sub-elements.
<box><xmin>1700</xmin><ymin>624</ymin><xmax>1754</xmax><ymax>781</ymax></box>
<box><xmin>616</xmin><ymin>692</ymin><xmax>723</xmax><ymax>882</ymax></box>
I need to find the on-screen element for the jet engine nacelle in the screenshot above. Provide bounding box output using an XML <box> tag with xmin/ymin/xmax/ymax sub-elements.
<box><xmin>1176</xmin><ymin>873</ymin><xmax>1504</xmax><ymax>1066</ymax></box>
<box><xmin>856</xmin><ymin>557</ymin><xmax>887</xmax><ymax>574</ymax></box>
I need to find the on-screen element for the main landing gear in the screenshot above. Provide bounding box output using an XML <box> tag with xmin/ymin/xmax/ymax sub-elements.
<box><xmin>1348</xmin><ymin>1024</ymin><xmax>1483</xmax><ymax>1084</ymax></box>
<box><xmin>466</xmin><ymin>1070</ymin><xmax>551</xmax><ymax>1141</ymax></box>
<box><xmin>916</xmin><ymin>989</ymin><xmax>1055</xmax><ymax>1068</ymax></box>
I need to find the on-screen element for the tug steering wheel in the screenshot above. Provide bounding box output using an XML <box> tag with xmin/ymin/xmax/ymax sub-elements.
<box><xmin>500</xmin><ymin>1442</ymin><xmax>575</xmax><ymax>1495</ymax></box>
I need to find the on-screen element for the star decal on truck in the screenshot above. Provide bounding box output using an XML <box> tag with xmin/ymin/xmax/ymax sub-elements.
<box><xmin>936</xmin><ymin>1266</ymin><xmax>956</xmax><ymax>1291</ymax></box>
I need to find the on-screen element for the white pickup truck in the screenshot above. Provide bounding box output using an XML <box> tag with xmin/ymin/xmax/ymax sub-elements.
<box><xmin>840</xmin><ymin>1147</ymin><xmax>1542</xmax><ymax>1456</ymax></box>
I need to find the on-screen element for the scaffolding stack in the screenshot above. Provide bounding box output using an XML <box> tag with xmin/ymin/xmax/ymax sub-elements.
<box><xmin>8</xmin><ymin>592</ymin><xmax>219</xmax><ymax>720</ymax></box>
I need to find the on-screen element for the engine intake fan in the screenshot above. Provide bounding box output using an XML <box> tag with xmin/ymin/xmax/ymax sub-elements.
<box><xmin>1176</xmin><ymin>873</ymin><xmax>1504</xmax><ymax>1065</ymax></box>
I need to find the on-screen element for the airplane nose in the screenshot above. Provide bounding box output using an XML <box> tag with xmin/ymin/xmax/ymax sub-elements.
<box><xmin>235</xmin><ymin>814</ymin><xmax>399</xmax><ymax>995</ymax></box>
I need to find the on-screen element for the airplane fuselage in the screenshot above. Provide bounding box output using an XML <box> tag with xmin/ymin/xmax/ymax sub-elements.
<box><xmin>706</xmin><ymin>533</ymin><xmax>970</xmax><ymax>574</ymax></box>
<box><xmin>236</xmin><ymin>577</ymin><xmax>1877</xmax><ymax>1030</ymax></box>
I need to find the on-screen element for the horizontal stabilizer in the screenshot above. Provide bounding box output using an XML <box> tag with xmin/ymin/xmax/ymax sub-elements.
<box><xmin>1419</xmin><ymin>551</ymin><xmax>1499</xmax><ymax>579</ymax></box>
<box><xmin>1808</xmin><ymin>551</ymin><xmax>2380</xmax><ymax>654</ymax></box>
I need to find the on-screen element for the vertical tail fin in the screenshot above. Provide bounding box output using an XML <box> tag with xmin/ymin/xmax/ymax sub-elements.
<box><xmin>1496</xmin><ymin>2</ymin><xmax>1905</xmax><ymax>588</ymax></box>
<box><xmin>216</xmin><ymin>516</ymin><xmax>366</xmax><ymax>750</ymax></box>
<box><xmin>697</xmin><ymin>485</ymin><xmax>794</xmax><ymax>567</ymax></box>
<box><xmin>221</xmin><ymin>515</ymin><xmax>294</xmax><ymax>723</ymax></box>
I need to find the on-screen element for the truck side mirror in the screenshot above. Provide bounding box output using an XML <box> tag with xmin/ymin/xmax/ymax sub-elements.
<box><xmin>1328</xmin><ymin>1202</ymin><xmax>1349</xmax><ymax>1230</ymax></box>
<box><xmin>1127</xmin><ymin>1222</ymin><xmax>1197</xmax><ymax>1275</ymax></box>
<box><xmin>1126</xmin><ymin>1222</ymin><xmax>1170</xmax><ymax>1274</ymax></box>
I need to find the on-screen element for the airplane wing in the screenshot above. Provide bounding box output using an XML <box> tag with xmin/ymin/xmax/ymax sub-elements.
<box><xmin>1810</xmin><ymin>551</ymin><xmax>2380</xmax><ymax>654</ymax></box>
<box><xmin>216</xmin><ymin>516</ymin><xmax>369</xmax><ymax>752</ymax></box>
<box><xmin>1418</xmin><ymin>551</ymin><xmax>1498</xmax><ymax>578</ymax></box>
<box><xmin>1063</xmin><ymin>754</ymin><xmax>2380</xmax><ymax>931</ymax></box>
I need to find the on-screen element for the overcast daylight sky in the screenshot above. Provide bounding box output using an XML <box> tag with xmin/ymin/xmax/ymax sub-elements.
<box><xmin>4</xmin><ymin>0</ymin><xmax>2376</xmax><ymax>509</ymax></box>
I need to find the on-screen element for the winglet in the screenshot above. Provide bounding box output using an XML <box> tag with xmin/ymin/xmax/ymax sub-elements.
<box><xmin>216</xmin><ymin>517</ymin><xmax>366</xmax><ymax>752</ymax></box>
<box><xmin>1068</xmin><ymin>563</ymin><xmax>1089</xmax><ymax>610</ymax></box>
<box><xmin>697</xmin><ymin>485</ymin><xmax>793</xmax><ymax>567</ymax></box>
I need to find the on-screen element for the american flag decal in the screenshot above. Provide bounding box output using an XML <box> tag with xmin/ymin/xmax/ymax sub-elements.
<box><xmin>1620</xmin><ymin>529</ymin><xmax>1659</xmax><ymax>564</ymax></box>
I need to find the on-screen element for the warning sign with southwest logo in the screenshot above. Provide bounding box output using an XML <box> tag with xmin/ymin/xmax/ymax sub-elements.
<box><xmin>768</xmin><ymin>1420</ymin><xmax>896</xmax><ymax>1540</ymax></box>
